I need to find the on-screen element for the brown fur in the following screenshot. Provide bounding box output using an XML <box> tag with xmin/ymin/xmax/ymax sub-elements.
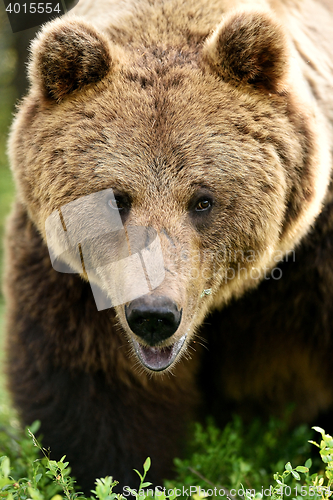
<box><xmin>29</xmin><ymin>18</ymin><xmax>113</xmax><ymax>102</ymax></box>
<box><xmin>203</xmin><ymin>11</ymin><xmax>289</xmax><ymax>92</ymax></box>
<box><xmin>4</xmin><ymin>0</ymin><xmax>333</xmax><ymax>492</ymax></box>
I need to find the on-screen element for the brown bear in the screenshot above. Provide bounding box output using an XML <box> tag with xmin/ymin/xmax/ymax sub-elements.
<box><xmin>4</xmin><ymin>0</ymin><xmax>333</xmax><ymax>493</ymax></box>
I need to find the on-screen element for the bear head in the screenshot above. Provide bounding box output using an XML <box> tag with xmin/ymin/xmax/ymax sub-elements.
<box><xmin>8</xmin><ymin>10</ymin><xmax>331</xmax><ymax>372</ymax></box>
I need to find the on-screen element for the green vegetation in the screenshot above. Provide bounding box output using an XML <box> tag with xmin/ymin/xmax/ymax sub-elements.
<box><xmin>0</xmin><ymin>7</ymin><xmax>16</xmax><ymax>294</ymax></box>
<box><xmin>0</xmin><ymin>4</ymin><xmax>17</xmax><ymax>461</ymax></box>
<box><xmin>165</xmin><ymin>415</ymin><xmax>317</xmax><ymax>497</ymax></box>
<box><xmin>0</xmin><ymin>418</ymin><xmax>333</xmax><ymax>500</ymax></box>
<box><xmin>0</xmin><ymin>7</ymin><xmax>20</xmax><ymax>491</ymax></box>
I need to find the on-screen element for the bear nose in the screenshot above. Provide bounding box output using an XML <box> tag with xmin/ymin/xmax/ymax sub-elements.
<box><xmin>125</xmin><ymin>296</ymin><xmax>182</xmax><ymax>346</ymax></box>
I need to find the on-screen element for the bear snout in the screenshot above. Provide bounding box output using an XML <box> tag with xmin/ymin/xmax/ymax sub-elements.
<box><xmin>125</xmin><ymin>295</ymin><xmax>182</xmax><ymax>346</ymax></box>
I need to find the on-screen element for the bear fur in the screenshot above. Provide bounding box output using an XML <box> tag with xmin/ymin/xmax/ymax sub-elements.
<box><xmin>4</xmin><ymin>0</ymin><xmax>333</xmax><ymax>492</ymax></box>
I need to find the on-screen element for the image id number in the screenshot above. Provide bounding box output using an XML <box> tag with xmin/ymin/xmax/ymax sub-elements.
<box><xmin>6</xmin><ymin>2</ymin><xmax>61</xmax><ymax>14</ymax></box>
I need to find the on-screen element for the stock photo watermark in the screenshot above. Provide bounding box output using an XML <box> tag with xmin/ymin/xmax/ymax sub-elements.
<box><xmin>45</xmin><ymin>188</ymin><xmax>296</xmax><ymax>312</ymax></box>
<box><xmin>122</xmin><ymin>484</ymin><xmax>333</xmax><ymax>499</ymax></box>
<box><xmin>45</xmin><ymin>188</ymin><xmax>166</xmax><ymax>310</ymax></box>
<box><xmin>180</xmin><ymin>246</ymin><xmax>296</xmax><ymax>284</ymax></box>
<box><xmin>3</xmin><ymin>0</ymin><xmax>79</xmax><ymax>32</ymax></box>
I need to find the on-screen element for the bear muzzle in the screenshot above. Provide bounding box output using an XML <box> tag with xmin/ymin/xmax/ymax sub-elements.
<box><xmin>125</xmin><ymin>295</ymin><xmax>185</xmax><ymax>371</ymax></box>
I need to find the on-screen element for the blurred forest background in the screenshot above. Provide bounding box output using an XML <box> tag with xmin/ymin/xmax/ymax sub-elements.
<box><xmin>0</xmin><ymin>0</ymin><xmax>77</xmax><ymax>421</ymax></box>
<box><xmin>0</xmin><ymin>2</ymin><xmax>37</xmax><ymax>418</ymax></box>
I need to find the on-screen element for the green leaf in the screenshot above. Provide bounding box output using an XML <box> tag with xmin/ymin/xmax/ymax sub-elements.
<box><xmin>133</xmin><ymin>469</ymin><xmax>143</xmax><ymax>481</ymax></box>
<box><xmin>295</xmin><ymin>466</ymin><xmax>309</xmax><ymax>473</ymax></box>
<box><xmin>291</xmin><ymin>470</ymin><xmax>301</xmax><ymax>480</ymax></box>
<box><xmin>35</xmin><ymin>473</ymin><xmax>42</xmax><ymax>483</ymax></box>
<box><xmin>1</xmin><ymin>457</ymin><xmax>10</xmax><ymax>478</ymax></box>
<box><xmin>285</xmin><ymin>462</ymin><xmax>292</xmax><ymax>471</ymax></box>
<box><xmin>28</xmin><ymin>421</ymin><xmax>41</xmax><ymax>435</ymax></box>
<box><xmin>141</xmin><ymin>482</ymin><xmax>152</xmax><ymax>488</ymax></box>
<box><xmin>143</xmin><ymin>457</ymin><xmax>151</xmax><ymax>474</ymax></box>
<box><xmin>305</xmin><ymin>459</ymin><xmax>312</xmax><ymax>468</ymax></box>
<box><xmin>313</xmin><ymin>426</ymin><xmax>325</xmax><ymax>435</ymax></box>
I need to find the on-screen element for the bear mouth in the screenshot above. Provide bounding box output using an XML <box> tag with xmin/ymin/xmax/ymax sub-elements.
<box><xmin>132</xmin><ymin>335</ymin><xmax>187</xmax><ymax>372</ymax></box>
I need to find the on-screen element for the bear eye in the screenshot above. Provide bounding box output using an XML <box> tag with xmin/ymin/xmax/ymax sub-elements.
<box><xmin>108</xmin><ymin>197</ymin><xmax>125</xmax><ymax>211</ymax></box>
<box><xmin>195</xmin><ymin>199</ymin><xmax>212</xmax><ymax>212</ymax></box>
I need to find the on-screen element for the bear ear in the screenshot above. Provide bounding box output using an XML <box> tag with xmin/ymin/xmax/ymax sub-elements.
<box><xmin>28</xmin><ymin>17</ymin><xmax>113</xmax><ymax>102</ymax></box>
<box><xmin>203</xmin><ymin>11</ymin><xmax>289</xmax><ymax>92</ymax></box>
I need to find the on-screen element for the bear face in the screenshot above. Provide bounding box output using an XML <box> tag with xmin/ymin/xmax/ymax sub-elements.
<box><xmin>8</xmin><ymin>8</ymin><xmax>331</xmax><ymax>373</ymax></box>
